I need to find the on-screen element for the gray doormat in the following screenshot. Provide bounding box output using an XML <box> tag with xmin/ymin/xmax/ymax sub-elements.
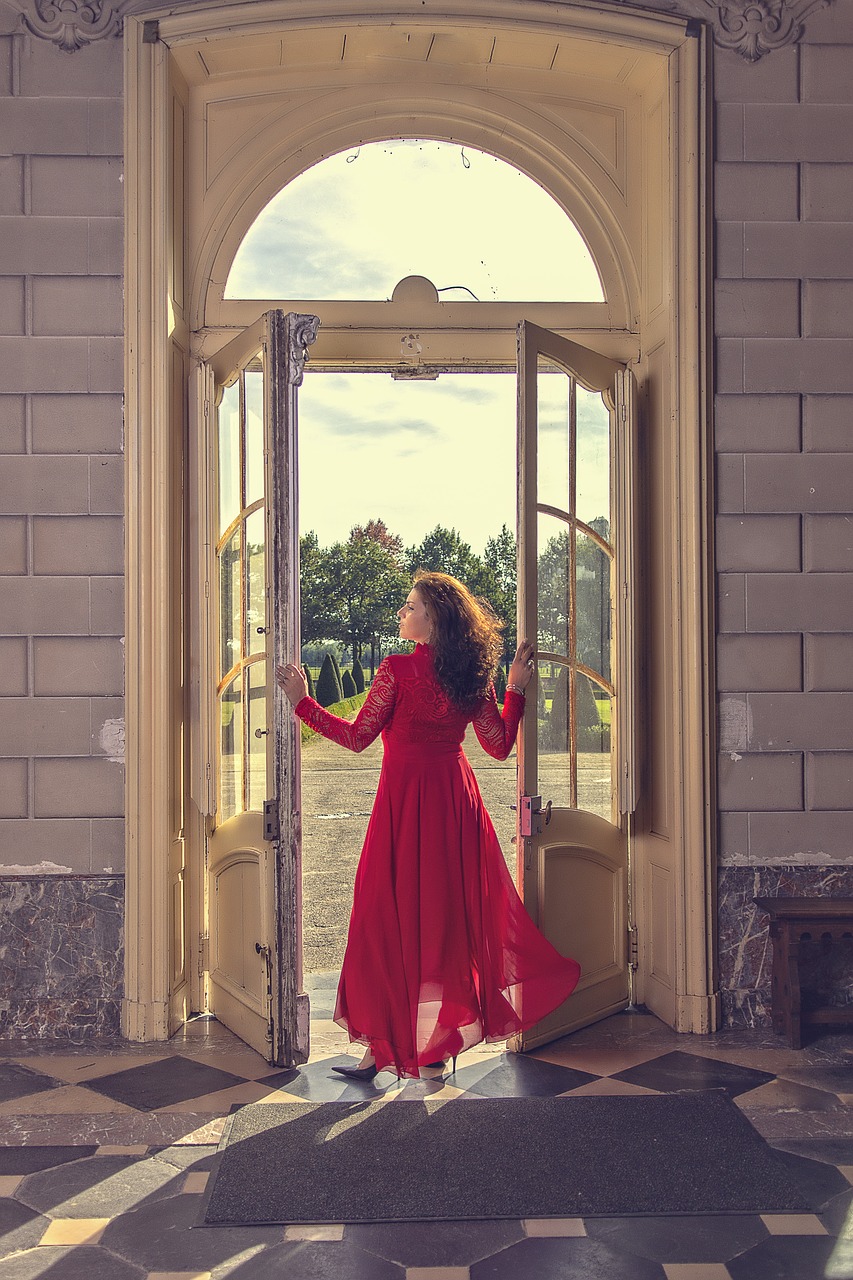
<box><xmin>202</xmin><ymin>1092</ymin><xmax>829</xmax><ymax>1224</ymax></box>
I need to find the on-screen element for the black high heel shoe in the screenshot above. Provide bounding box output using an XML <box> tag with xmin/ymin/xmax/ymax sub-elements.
<box><xmin>331</xmin><ymin>1062</ymin><xmax>378</xmax><ymax>1081</ymax></box>
<box><xmin>423</xmin><ymin>1056</ymin><xmax>458</xmax><ymax>1074</ymax></box>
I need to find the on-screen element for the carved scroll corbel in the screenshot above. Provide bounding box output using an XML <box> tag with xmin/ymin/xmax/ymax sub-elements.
<box><xmin>287</xmin><ymin>313</ymin><xmax>321</xmax><ymax>387</ymax></box>
<box><xmin>20</xmin><ymin>1</ymin><xmax>123</xmax><ymax>52</ymax></box>
<box><xmin>703</xmin><ymin>0</ymin><xmax>831</xmax><ymax>61</ymax></box>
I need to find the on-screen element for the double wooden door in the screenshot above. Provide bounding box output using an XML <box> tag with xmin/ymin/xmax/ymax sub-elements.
<box><xmin>199</xmin><ymin>313</ymin><xmax>637</xmax><ymax>1063</ymax></box>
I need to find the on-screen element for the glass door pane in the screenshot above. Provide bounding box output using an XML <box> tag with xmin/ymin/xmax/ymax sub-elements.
<box><xmin>215</xmin><ymin>361</ymin><xmax>268</xmax><ymax>822</ymax></box>
<box><xmin>531</xmin><ymin>356</ymin><xmax>615</xmax><ymax>820</ymax></box>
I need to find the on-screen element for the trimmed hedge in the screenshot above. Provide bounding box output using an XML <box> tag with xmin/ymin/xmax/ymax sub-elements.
<box><xmin>300</xmin><ymin>692</ymin><xmax>367</xmax><ymax>744</ymax></box>
<box><xmin>341</xmin><ymin>669</ymin><xmax>357</xmax><ymax>698</ymax></box>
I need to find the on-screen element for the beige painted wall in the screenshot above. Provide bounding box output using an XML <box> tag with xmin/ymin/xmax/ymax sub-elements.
<box><xmin>713</xmin><ymin>18</ymin><xmax>853</xmax><ymax>866</ymax></box>
<box><xmin>0</xmin><ymin>19</ymin><xmax>125</xmax><ymax>876</ymax></box>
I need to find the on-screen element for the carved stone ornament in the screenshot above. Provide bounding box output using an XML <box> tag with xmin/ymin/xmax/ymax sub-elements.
<box><xmin>705</xmin><ymin>0</ymin><xmax>831</xmax><ymax>61</ymax></box>
<box><xmin>20</xmin><ymin>1</ymin><xmax>122</xmax><ymax>51</ymax></box>
<box><xmin>13</xmin><ymin>0</ymin><xmax>836</xmax><ymax>61</ymax></box>
<box><xmin>287</xmin><ymin>313</ymin><xmax>321</xmax><ymax>388</ymax></box>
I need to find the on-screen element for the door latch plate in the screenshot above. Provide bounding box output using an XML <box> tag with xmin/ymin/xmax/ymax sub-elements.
<box><xmin>263</xmin><ymin>799</ymin><xmax>280</xmax><ymax>842</ymax></box>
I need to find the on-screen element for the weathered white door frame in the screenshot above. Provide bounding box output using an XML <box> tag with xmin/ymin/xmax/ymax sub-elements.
<box><xmin>122</xmin><ymin>0</ymin><xmax>716</xmax><ymax>1040</ymax></box>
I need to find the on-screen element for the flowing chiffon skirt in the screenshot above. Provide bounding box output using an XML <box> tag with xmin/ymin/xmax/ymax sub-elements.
<box><xmin>334</xmin><ymin>740</ymin><xmax>581</xmax><ymax>1077</ymax></box>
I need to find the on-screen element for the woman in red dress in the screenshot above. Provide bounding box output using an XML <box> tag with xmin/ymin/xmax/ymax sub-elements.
<box><xmin>276</xmin><ymin>571</ymin><xmax>580</xmax><ymax>1080</ymax></box>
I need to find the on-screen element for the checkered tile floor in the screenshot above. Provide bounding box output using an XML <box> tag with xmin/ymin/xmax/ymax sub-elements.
<box><xmin>1</xmin><ymin>1008</ymin><xmax>852</xmax><ymax>1279</ymax></box>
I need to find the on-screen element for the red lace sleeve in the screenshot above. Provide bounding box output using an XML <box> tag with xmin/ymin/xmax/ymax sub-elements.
<box><xmin>294</xmin><ymin>658</ymin><xmax>396</xmax><ymax>752</ymax></box>
<box><xmin>471</xmin><ymin>685</ymin><xmax>525</xmax><ymax>760</ymax></box>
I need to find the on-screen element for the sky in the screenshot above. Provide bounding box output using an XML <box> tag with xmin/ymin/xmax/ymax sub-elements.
<box><xmin>298</xmin><ymin>370</ymin><xmax>610</xmax><ymax>553</ymax></box>
<box><xmin>227</xmin><ymin>140</ymin><xmax>609</xmax><ymax>554</ymax></box>
<box><xmin>226</xmin><ymin>139</ymin><xmax>604</xmax><ymax>303</ymax></box>
<box><xmin>298</xmin><ymin>372</ymin><xmax>517</xmax><ymax>552</ymax></box>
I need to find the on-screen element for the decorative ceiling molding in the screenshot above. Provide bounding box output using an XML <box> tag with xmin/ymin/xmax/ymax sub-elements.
<box><xmin>19</xmin><ymin>1</ymin><xmax>123</xmax><ymax>52</ymax></box>
<box><xmin>12</xmin><ymin>0</ymin><xmax>835</xmax><ymax>60</ymax></box>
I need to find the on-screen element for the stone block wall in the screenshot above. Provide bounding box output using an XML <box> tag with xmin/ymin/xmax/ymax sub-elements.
<box><xmin>0</xmin><ymin>0</ymin><xmax>852</xmax><ymax>1040</ymax></box>
<box><xmin>713</xmin><ymin>12</ymin><xmax>853</xmax><ymax>1024</ymax></box>
<box><xmin>0</xmin><ymin>19</ymin><xmax>125</xmax><ymax>1036</ymax></box>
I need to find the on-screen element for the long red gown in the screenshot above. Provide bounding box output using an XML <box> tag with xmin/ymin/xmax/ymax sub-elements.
<box><xmin>295</xmin><ymin>642</ymin><xmax>581</xmax><ymax>1077</ymax></box>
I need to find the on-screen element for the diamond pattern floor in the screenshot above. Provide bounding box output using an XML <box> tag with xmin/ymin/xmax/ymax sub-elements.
<box><xmin>0</xmin><ymin>1009</ymin><xmax>851</xmax><ymax>1279</ymax></box>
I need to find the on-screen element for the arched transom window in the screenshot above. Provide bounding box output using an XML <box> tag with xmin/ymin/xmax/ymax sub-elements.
<box><xmin>226</xmin><ymin>139</ymin><xmax>605</xmax><ymax>303</ymax></box>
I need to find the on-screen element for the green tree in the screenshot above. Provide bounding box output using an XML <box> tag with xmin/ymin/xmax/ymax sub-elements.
<box><xmin>483</xmin><ymin>523</ymin><xmax>517</xmax><ymax>662</ymax></box>
<box><xmin>350</xmin><ymin>518</ymin><xmax>405</xmax><ymax>565</ymax></box>
<box><xmin>305</xmin><ymin>665</ymin><xmax>316</xmax><ymax>699</ymax></box>
<box><xmin>323</xmin><ymin>531</ymin><xmax>409</xmax><ymax>672</ymax></box>
<box><xmin>407</xmin><ymin>525</ymin><xmax>485</xmax><ymax>587</ymax></box>
<box><xmin>493</xmin><ymin>664</ymin><xmax>507</xmax><ymax>702</ymax></box>
<box><xmin>300</xmin><ymin>530</ymin><xmax>335</xmax><ymax>646</ymax></box>
<box><xmin>316</xmin><ymin>653</ymin><xmax>344</xmax><ymax>707</ymax></box>
<box><xmin>351</xmin><ymin>657</ymin><xmax>366</xmax><ymax>693</ymax></box>
<box><xmin>576</xmin><ymin>520</ymin><xmax>611</xmax><ymax>684</ymax></box>
<box><xmin>537</xmin><ymin>531</ymin><xmax>571</xmax><ymax>656</ymax></box>
<box><xmin>341</xmin><ymin>668</ymin><xmax>357</xmax><ymax>698</ymax></box>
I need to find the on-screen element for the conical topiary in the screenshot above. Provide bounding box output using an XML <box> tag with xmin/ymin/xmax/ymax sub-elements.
<box><xmin>304</xmin><ymin>665</ymin><xmax>316</xmax><ymax>699</ymax></box>
<box><xmin>547</xmin><ymin>668</ymin><xmax>569</xmax><ymax>753</ymax></box>
<box><xmin>330</xmin><ymin>652</ymin><xmax>344</xmax><ymax>689</ymax></box>
<box><xmin>537</xmin><ymin>677</ymin><xmax>547</xmax><ymax>721</ymax></box>
<box><xmin>577</xmin><ymin>674</ymin><xmax>608</xmax><ymax>752</ymax></box>
<box><xmin>316</xmin><ymin>652</ymin><xmax>344</xmax><ymax>707</ymax></box>
<box><xmin>351</xmin><ymin>657</ymin><xmax>366</xmax><ymax>693</ymax></box>
<box><xmin>493</xmin><ymin>664</ymin><xmax>507</xmax><ymax>702</ymax></box>
<box><xmin>341</xmin><ymin>668</ymin><xmax>357</xmax><ymax>698</ymax></box>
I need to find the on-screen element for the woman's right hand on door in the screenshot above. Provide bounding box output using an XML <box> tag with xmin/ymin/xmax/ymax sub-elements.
<box><xmin>276</xmin><ymin>663</ymin><xmax>308</xmax><ymax>707</ymax></box>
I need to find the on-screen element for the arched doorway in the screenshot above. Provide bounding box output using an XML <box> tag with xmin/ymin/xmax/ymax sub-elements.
<box><xmin>123</xmin><ymin>1</ymin><xmax>716</xmax><ymax>1048</ymax></box>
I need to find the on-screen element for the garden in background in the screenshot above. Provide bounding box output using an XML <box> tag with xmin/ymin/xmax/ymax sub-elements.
<box><xmin>298</xmin><ymin>517</ymin><xmax>613</xmax><ymax>974</ymax></box>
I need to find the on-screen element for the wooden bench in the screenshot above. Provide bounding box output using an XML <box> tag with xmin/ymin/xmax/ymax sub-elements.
<box><xmin>754</xmin><ymin>897</ymin><xmax>853</xmax><ymax>1049</ymax></box>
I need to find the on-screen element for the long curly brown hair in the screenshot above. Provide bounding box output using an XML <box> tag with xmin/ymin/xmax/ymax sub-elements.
<box><xmin>412</xmin><ymin>570</ymin><xmax>505</xmax><ymax>708</ymax></box>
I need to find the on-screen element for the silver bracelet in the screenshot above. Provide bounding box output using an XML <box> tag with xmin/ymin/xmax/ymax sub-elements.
<box><xmin>506</xmin><ymin>683</ymin><xmax>526</xmax><ymax>695</ymax></box>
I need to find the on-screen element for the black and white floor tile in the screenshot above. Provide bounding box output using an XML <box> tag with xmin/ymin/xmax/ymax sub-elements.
<box><xmin>0</xmin><ymin>1009</ymin><xmax>851</xmax><ymax>1279</ymax></box>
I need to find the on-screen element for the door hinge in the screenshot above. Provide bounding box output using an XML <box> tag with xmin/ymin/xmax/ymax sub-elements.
<box><xmin>263</xmin><ymin>798</ymin><xmax>280</xmax><ymax>842</ymax></box>
<box><xmin>255</xmin><ymin>942</ymin><xmax>275</xmax><ymax>1045</ymax></box>
<box><xmin>198</xmin><ymin>932</ymin><xmax>210</xmax><ymax>975</ymax></box>
<box><xmin>628</xmin><ymin>923</ymin><xmax>639</xmax><ymax>971</ymax></box>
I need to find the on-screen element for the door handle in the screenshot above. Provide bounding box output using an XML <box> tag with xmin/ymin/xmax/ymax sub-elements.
<box><xmin>519</xmin><ymin>795</ymin><xmax>553</xmax><ymax>836</ymax></box>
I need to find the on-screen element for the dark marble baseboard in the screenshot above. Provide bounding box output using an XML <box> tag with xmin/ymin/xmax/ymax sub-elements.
<box><xmin>4</xmin><ymin>867</ymin><xmax>852</xmax><ymax>1041</ymax></box>
<box><xmin>718</xmin><ymin>865</ymin><xmax>853</xmax><ymax>1028</ymax></box>
<box><xmin>0</xmin><ymin>875</ymin><xmax>124</xmax><ymax>1040</ymax></box>
<box><xmin>0</xmin><ymin>997</ymin><xmax>122</xmax><ymax>1041</ymax></box>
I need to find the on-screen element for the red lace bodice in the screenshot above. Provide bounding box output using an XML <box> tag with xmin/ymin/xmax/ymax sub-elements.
<box><xmin>295</xmin><ymin>643</ymin><xmax>524</xmax><ymax>760</ymax></box>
